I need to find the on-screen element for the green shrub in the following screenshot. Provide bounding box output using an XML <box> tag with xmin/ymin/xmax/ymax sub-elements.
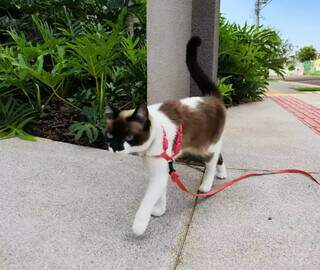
<box><xmin>297</xmin><ymin>46</ymin><xmax>317</xmax><ymax>62</ymax></box>
<box><xmin>0</xmin><ymin>0</ymin><xmax>142</xmax><ymax>43</ymax></box>
<box><xmin>0</xmin><ymin>1</ymin><xmax>146</xmax><ymax>143</ymax></box>
<box><xmin>287</xmin><ymin>62</ymin><xmax>295</xmax><ymax>71</ymax></box>
<box><xmin>217</xmin><ymin>76</ymin><xmax>234</xmax><ymax>106</ymax></box>
<box><xmin>219</xmin><ymin>17</ymin><xmax>289</xmax><ymax>104</ymax></box>
<box><xmin>69</xmin><ymin>106</ymin><xmax>106</xmax><ymax>143</ymax></box>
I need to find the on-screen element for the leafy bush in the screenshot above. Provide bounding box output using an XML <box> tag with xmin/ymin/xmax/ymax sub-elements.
<box><xmin>219</xmin><ymin>17</ymin><xmax>289</xmax><ymax>104</ymax></box>
<box><xmin>0</xmin><ymin>0</ymin><xmax>146</xmax><ymax>144</ymax></box>
<box><xmin>0</xmin><ymin>0</ymin><xmax>144</xmax><ymax>43</ymax></box>
<box><xmin>217</xmin><ymin>77</ymin><xmax>234</xmax><ymax>106</ymax></box>
<box><xmin>69</xmin><ymin>106</ymin><xmax>106</xmax><ymax>143</ymax></box>
<box><xmin>287</xmin><ymin>62</ymin><xmax>295</xmax><ymax>71</ymax></box>
<box><xmin>296</xmin><ymin>46</ymin><xmax>317</xmax><ymax>63</ymax></box>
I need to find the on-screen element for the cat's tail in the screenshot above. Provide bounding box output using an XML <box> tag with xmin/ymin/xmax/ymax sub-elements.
<box><xmin>186</xmin><ymin>36</ymin><xmax>221</xmax><ymax>98</ymax></box>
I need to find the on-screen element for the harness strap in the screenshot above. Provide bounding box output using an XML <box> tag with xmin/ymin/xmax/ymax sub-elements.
<box><xmin>157</xmin><ymin>125</ymin><xmax>183</xmax><ymax>161</ymax></box>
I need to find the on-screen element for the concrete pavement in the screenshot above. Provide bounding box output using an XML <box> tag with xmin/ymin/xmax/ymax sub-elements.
<box><xmin>267</xmin><ymin>81</ymin><xmax>299</xmax><ymax>95</ymax></box>
<box><xmin>0</xmin><ymin>93</ymin><xmax>320</xmax><ymax>269</ymax></box>
<box><xmin>0</xmin><ymin>139</ymin><xmax>202</xmax><ymax>270</ymax></box>
<box><xmin>178</xmin><ymin>97</ymin><xmax>320</xmax><ymax>270</ymax></box>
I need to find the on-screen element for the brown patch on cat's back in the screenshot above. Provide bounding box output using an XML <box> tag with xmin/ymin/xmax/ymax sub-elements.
<box><xmin>159</xmin><ymin>97</ymin><xmax>226</xmax><ymax>151</ymax></box>
<box><xmin>159</xmin><ymin>100</ymin><xmax>185</xmax><ymax>125</ymax></box>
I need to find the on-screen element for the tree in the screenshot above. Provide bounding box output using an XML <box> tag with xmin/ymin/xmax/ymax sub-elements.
<box><xmin>297</xmin><ymin>46</ymin><xmax>317</xmax><ymax>62</ymax></box>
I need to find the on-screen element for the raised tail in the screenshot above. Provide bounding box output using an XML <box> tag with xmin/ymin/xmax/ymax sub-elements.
<box><xmin>186</xmin><ymin>36</ymin><xmax>221</xmax><ymax>98</ymax></box>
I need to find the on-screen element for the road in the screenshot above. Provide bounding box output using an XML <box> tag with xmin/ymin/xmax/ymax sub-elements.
<box><xmin>284</xmin><ymin>76</ymin><xmax>320</xmax><ymax>86</ymax></box>
<box><xmin>267</xmin><ymin>80</ymin><xmax>320</xmax><ymax>96</ymax></box>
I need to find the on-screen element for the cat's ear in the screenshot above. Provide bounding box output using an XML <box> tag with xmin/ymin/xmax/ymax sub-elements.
<box><xmin>130</xmin><ymin>102</ymin><xmax>149</xmax><ymax>123</ymax></box>
<box><xmin>105</xmin><ymin>104</ymin><xmax>120</xmax><ymax>119</ymax></box>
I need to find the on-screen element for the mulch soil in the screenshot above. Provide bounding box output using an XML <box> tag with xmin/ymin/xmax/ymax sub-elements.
<box><xmin>28</xmin><ymin>102</ymin><xmax>204</xmax><ymax>167</ymax></box>
<box><xmin>28</xmin><ymin>102</ymin><xmax>109</xmax><ymax>150</ymax></box>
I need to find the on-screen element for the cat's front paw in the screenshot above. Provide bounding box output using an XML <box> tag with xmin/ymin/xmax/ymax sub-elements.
<box><xmin>151</xmin><ymin>205</ymin><xmax>166</xmax><ymax>217</ymax></box>
<box><xmin>198</xmin><ymin>183</ymin><xmax>212</xmax><ymax>193</ymax></box>
<box><xmin>132</xmin><ymin>215</ymin><xmax>149</xmax><ymax>236</ymax></box>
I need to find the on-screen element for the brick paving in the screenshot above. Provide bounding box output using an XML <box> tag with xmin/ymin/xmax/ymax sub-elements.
<box><xmin>271</xmin><ymin>96</ymin><xmax>320</xmax><ymax>135</ymax></box>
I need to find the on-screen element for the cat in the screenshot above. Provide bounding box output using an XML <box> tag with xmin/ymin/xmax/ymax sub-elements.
<box><xmin>105</xmin><ymin>36</ymin><xmax>227</xmax><ymax>236</ymax></box>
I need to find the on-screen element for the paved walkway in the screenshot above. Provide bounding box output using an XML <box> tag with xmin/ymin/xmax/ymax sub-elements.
<box><xmin>1</xmin><ymin>84</ymin><xmax>320</xmax><ymax>269</ymax></box>
<box><xmin>272</xmin><ymin>96</ymin><xmax>320</xmax><ymax>134</ymax></box>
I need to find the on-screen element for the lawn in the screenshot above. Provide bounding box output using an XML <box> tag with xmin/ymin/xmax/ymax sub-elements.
<box><xmin>291</xmin><ymin>86</ymin><xmax>320</xmax><ymax>92</ymax></box>
<box><xmin>310</xmin><ymin>71</ymin><xmax>320</xmax><ymax>76</ymax></box>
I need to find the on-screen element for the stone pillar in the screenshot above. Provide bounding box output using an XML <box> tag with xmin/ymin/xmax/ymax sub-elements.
<box><xmin>147</xmin><ymin>0</ymin><xmax>192</xmax><ymax>104</ymax></box>
<box><xmin>147</xmin><ymin>0</ymin><xmax>220</xmax><ymax>104</ymax></box>
<box><xmin>191</xmin><ymin>0</ymin><xmax>220</xmax><ymax>96</ymax></box>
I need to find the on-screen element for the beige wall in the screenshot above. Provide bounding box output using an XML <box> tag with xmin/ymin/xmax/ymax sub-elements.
<box><xmin>147</xmin><ymin>0</ymin><xmax>193</xmax><ymax>104</ymax></box>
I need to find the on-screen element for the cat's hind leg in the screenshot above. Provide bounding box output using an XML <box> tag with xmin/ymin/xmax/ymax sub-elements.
<box><xmin>216</xmin><ymin>153</ymin><xmax>227</xmax><ymax>179</ymax></box>
<box><xmin>198</xmin><ymin>142</ymin><xmax>221</xmax><ymax>193</ymax></box>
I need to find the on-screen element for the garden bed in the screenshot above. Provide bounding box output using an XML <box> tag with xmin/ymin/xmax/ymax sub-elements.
<box><xmin>28</xmin><ymin>102</ymin><xmax>109</xmax><ymax>149</ymax></box>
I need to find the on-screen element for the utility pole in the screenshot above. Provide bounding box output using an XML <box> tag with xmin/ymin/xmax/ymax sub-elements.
<box><xmin>255</xmin><ymin>0</ymin><xmax>260</xmax><ymax>27</ymax></box>
<box><xmin>255</xmin><ymin>0</ymin><xmax>273</xmax><ymax>27</ymax></box>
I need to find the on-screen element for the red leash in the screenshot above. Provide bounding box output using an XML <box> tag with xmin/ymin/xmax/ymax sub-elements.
<box><xmin>170</xmin><ymin>169</ymin><xmax>320</xmax><ymax>197</ymax></box>
<box><xmin>157</xmin><ymin>126</ymin><xmax>320</xmax><ymax>197</ymax></box>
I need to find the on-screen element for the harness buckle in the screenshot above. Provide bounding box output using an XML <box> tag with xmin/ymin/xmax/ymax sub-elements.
<box><xmin>168</xmin><ymin>160</ymin><xmax>175</xmax><ymax>175</ymax></box>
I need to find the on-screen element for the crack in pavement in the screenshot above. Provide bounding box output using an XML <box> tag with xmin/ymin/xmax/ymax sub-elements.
<box><xmin>172</xmin><ymin>196</ymin><xmax>199</xmax><ymax>270</ymax></box>
<box><xmin>172</xmin><ymin>163</ymin><xmax>319</xmax><ymax>269</ymax></box>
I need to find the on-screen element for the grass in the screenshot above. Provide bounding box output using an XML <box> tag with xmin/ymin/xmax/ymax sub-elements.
<box><xmin>309</xmin><ymin>72</ymin><xmax>320</xmax><ymax>76</ymax></box>
<box><xmin>291</xmin><ymin>86</ymin><xmax>320</xmax><ymax>92</ymax></box>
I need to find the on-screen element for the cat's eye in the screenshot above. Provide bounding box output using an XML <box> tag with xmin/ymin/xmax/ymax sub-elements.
<box><xmin>125</xmin><ymin>135</ymin><xmax>134</xmax><ymax>142</ymax></box>
<box><xmin>106</xmin><ymin>132</ymin><xmax>113</xmax><ymax>139</ymax></box>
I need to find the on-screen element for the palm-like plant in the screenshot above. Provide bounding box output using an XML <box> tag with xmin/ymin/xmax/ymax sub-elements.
<box><xmin>0</xmin><ymin>96</ymin><xmax>35</xmax><ymax>140</ymax></box>
<box><xmin>121</xmin><ymin>35</ymin><xmax>146</xmax><ymax>105</ymax></box>
<box><xmin>3</xmin><ymin>16</ymin><xmax>81</xmax><ymax>112</ymax></box>
<box><xmin>68</xmin><ymin>10</ymin><xmax>127</xmax><ymax>118</ymax></box>
<box><xmin>69</xmin><ymin>106</ymin><xmax>106</xmax><ymax>143</ymax></box>
<box><xmin>219</xmin><ymin>17</ymin><xmax>289</xmax><ymax>103</ymax></box>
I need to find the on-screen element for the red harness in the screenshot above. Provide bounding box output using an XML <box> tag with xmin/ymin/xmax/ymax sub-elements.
<box><xmin>158</xmin><ymin>126</ymin><xmax>320</xmax><ymax>197</ymax></box>
<box><xmin>157</xmin><ymin>125</ymin><xmax>183</xmax><ymax>161</ymax></box>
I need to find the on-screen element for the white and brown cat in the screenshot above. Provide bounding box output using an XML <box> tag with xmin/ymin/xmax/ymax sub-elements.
<box><xmin>105</xmin><ymin>37</ymin><xmax>227</xmax><ymax>236</ymax></box>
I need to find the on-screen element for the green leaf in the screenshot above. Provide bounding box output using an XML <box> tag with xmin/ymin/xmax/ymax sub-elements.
<box><xmin>0</xmin><ymin>96</ymin><xmax>35</xmax><ymax>141</ymax></box>
<box><xmin>36</xmin><ymin>54</ymin><xmax>44</xmax><ymax>72</ymax></box>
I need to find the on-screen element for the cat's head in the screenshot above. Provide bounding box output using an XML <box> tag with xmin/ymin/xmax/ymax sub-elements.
<box><xmin>105</xmin><ymin>103</ymin><xmax>151</xmax><ymax>153</ymax></box>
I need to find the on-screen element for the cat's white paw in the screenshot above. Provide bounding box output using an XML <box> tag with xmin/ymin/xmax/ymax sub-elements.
<box><xmin>216</xmin><ymin>171</ymin><xmax>227</xmax><ymax>179</ymax></box>
<box><xmin>216</xmin><ymin>164</ymin><xmax>227</xmax><ymax>179</ymax></box>
<box><xmin>198</xmin><ymin>183</ymin><xmax>212</xmax><ymax>193</ymax></box>
<box><xmin>132</xmin><ymin>216</ymin><xmax>149</xmax><ymax>236</ymax></box>
<box><xmin>151</xmin><ymin>206</ymin><xmax>166</xmax><ymax>217</ymax></box>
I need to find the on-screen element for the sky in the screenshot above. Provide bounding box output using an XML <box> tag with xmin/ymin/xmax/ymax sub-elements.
<box><xmin>221</xmin><ymin>0</ymin><xmax>320</xmax><ymax>52</ymax></box>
